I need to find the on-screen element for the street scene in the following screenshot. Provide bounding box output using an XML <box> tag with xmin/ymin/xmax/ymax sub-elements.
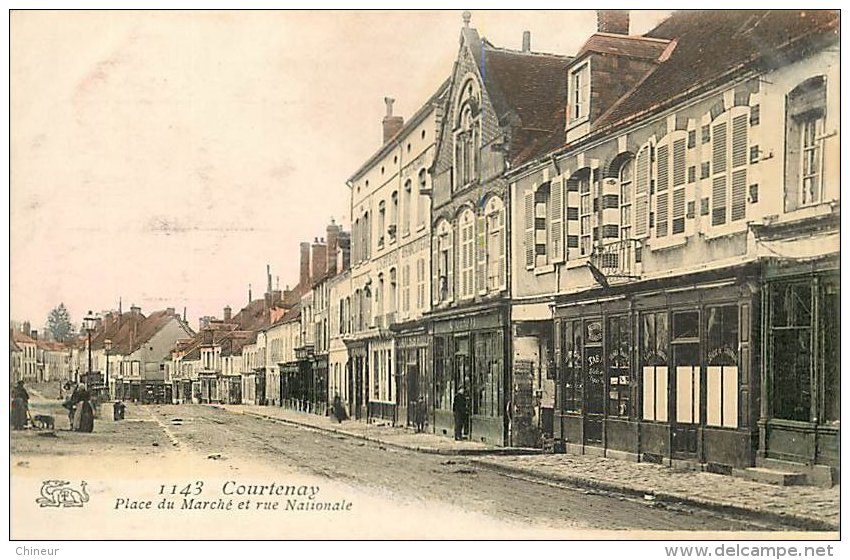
<box><xmin>10</xmin><ymin>9</ymin><xmax>840</xmax><ymax>542</ymax></box>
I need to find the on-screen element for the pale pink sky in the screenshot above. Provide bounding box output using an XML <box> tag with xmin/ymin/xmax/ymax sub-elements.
<box><xmin>11</xmin><ymin>10</ymin><xmax>670</xmax><ymax>330</ymax></box>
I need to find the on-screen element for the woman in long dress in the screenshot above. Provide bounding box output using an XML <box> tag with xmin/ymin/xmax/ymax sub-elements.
<box><xmin>10</xmin><ymin>381</ymin><xmax>29</xmax><ymax>430</ymax></box>
<box><xmin>71</xmin><ymin>385</ymin><xmax>95</xmax><ymax>433</ymax></box>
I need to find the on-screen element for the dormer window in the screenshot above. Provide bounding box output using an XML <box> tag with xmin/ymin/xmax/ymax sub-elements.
<box><xmin>569</xmin><ymin>62</ymin><xmax>590</xmax><ymax>123</ymax></box>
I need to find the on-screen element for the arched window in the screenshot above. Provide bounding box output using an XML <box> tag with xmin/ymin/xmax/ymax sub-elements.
<box><xmin>453</xmin><ymin>80</ymin><xmax>481</xmax><ymax>191</ymax></box>
<box><xmin>619</xmin><ymin>158</ymin><xmax>633</xmax><ymax>241</ymax></box>
<box><xmin>402</xmin><ymin>179</ymin><xmax>412</xmax><ymax>235</ymax></box>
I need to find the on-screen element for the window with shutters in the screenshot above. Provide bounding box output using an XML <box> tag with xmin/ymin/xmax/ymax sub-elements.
<box><xmin>577</xmin><ymin>171</ymin><xmax>592</xmax><ymax>256</ymax></box>
<box><xmin>378</xmin><ymin>201</ymin><xmax>386</xmax><ymax>248</ymax></box>
<box><xmin>619</xmin><ymin>158</ymin><xmax>634</xmax><ymax>241</ymax></box>
<box><xmin>655</xmin><ymin>141</ymin><xmax>670</xmax><ymax>237</ymax></box>
<box><xmin>486</xmin><ymin>197</ymin><xmax>506</xmax><ymax>291</ymax></box>
<box><xmin>785</xmin><ymin>77</ymin><xmax>827</xmax><ymax>210</ymax></box>
<box><xmin>534</xmin><ymin>182</ymin><xmax>551</xmax><ymax>267</ymax></box>
<box><xmin>417</xmin><ymin>168</ymin><xmax>428</xmax><ymax>229</ymax></box>
<box><xmin>549</xmin><ymin>177</ymin><xmax>565</xmax><ymax>263</ymax></box>
<box><xmin>401</xmin><ymin>264</ymin><xmax>410</xmax><ymax>314</ymax></box>
<box><xmin>565</xmin><ymin>176</ymin><xmax>581</xmax><ymax>252</ymax></box>
<box><xmin>709</xmin><ymin>107</ymin><xmax>750</xmax><ymax>229</ymax></box>
<box><xmin>389</xmin><ymin>191</ymin><xmax>399</xmax><ymax>243</ymax></box>
<box><xmin>459</xmin><ymin>210</ymin><xmax>475</xmax><ymax>299</ymax></box>
<box><xmin>416</xmin><ymin>257</ymin><xmax>426</xmax><ymax>311</ymax></box>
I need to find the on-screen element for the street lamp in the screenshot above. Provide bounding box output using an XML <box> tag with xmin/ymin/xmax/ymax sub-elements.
<box><xmin>104</xmin><ymin>338</ymin><xmax>112</xmax><ymax>399</ymax></box>
<box><xmin>83</xmin><ymin>311</ymin><xmax>97</xmax><ymax>387</ymax></box>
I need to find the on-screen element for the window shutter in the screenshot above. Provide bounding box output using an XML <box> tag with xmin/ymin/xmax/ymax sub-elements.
<box><xmin>712</xmin><ymin>121</ymin><xmax>728</xmax><ymax>171</ymax></box>
<box><xmin>712</xmin><ymin>120</ymin><xmax>728</xmax><ymax>226</ymax></box>
<box><xmin>498</xmin><ymin>209</ymin><xmax>507</xmax><ymax>289</ymax></box>
<box><xmin>432</xmin><ymin>234</ymin><xmax>440</xmax><ymax>305</ymax></box>
<box><xmin>731</xmin><ymin>114</ymin><xmax>748</xmax><ymax>168</ymax></box>
<box><xmin>447</xmin><ymin>224</ymin><xmax>454</xmax><ymax>301</ymax></box>
<box><xmin>672</xmin><ymin>188</ymin><xmax>685</xmax><ymax>235</ymax></box>
<box><xmin>731</xmin><ymin>169</ymin><xmax>747</xmax><ymax>222</ymax></box>
<box><xmin>673</xmin><ymin>138</ymin><xmax>686</xmax><ymax>187</ymax></box>
<box><xmin>655</xmin><ymin>144</ymin><xmax>669</xmax><ymax>238</ymax></box>
<box><xmin>476</xmin><ymin>213</ymin><xmax>486</xmax><ymax>295</ymax></box>
<box><xmin>550</xmin><ymin>177</ymin><xmax>564</xmax><ymax>263</ymax></box>
<box><xmin>524</xmin><ymin>190</ymin><xmax>534</xmax><ymax>268</ymax></box>
<box><xmin>712</xmin><ymin>175</ymin><xmax>727</xmax><ymax>226</ymax></box>
<box><xmin>634</xmin><ymin>145</ymin><xmax>650</xmax><ymax>238</ymax></box>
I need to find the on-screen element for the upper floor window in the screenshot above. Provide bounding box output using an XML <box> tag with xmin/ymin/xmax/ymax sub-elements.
<box><xmin>485</xmin><ymin>197</ymin><xmax>506</xmax><ymax>291</ymax></box>
<box><xmin>785</xmin><ymin>76</ymin><xmax>827</xmax><ymax>210</ymax></box>
<box><xmin>402</xmin><ymin>179</ymin><xmax>412</xmax><ymax>235</ymax></box>
<box><xmin>389</xmin><ymin>191</ymin><xmax>398</xmax><ymax>242</ymax></box>
<box><xmin>459</xmin><ymin>209</ymin><xmax>475</xmax><ymax>299</ymax></box>
<box><xmin>377</xmin><ymin>202</ymin><xmax>386</xmax><ymax>249</ymax></box>
<box><xmin>433</xmin><ymin>219</ymin><xmax>453</xmax><ymax>304</ymax></box>
<box><xmin>619</xmin><ymin>158</ymin><xmax>633</xmax><ymax>241</ymax></box>
<box><xmin>453</xmin><ymin>81</ymin><xmax>480</xmax><ymax>191</ymax></box>
<box><xmin>569</xmin><ymin>63</ymin><xmax>590</xmax><ymax>123</ymax></box>
<box><xmin>417</xmin><ymin>169</ymin><xmax>428</xmax><ymax>229</ymax></box>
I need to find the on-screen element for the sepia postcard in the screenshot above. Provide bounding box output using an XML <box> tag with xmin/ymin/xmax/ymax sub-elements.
<box><xmin>8</xmin><ymin>7</ymin><xmax>841</xmax><ymax>547</ymax></box>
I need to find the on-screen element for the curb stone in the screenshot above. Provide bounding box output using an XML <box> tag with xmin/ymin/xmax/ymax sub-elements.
<box><xmin>468</xmin><ymin>458</ymin><xmax>839</xmax><ymax>532</ymax></box>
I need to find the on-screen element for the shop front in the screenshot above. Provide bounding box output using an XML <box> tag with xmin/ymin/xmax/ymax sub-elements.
<box><xmin>554</xmin><ymin>266</ymin><xmax>760</xmax><ymax>469</ymax></box>
<box><xmin>345</xmin><ymin>341</ymin><xmax>368</xmax><ymax>420</ymax></box>
<box><xmin>758</xmin><ymin>260</ymin><xmax>839</xmax><ymax>484</ymax></box>
<box><xmin>393</xmin><ymin>325</ymin><xmax>429</xmax><ymax>428</ymax></box>
<box><xmin>429</xmin><ymin>303</ymin><xmax>510</xmax><ymax>445</ymax></box>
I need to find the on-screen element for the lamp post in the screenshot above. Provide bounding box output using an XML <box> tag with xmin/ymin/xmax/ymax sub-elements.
<box><xmin>83</xmin><ymin>311</ymin><xmax>97</xmax><ymax>387</ymax></box>
<box><xmin>104</xmin><ymin>338</ymin><xmax>112</xmax><ymax>399</ymax></box>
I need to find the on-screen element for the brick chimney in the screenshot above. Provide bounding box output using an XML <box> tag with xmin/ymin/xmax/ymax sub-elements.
<box><xmin>522</xmin><ymin>30</ymin><xmax>531</xmax><ymax>52</ymax></box>
<box><xmin>311</xmin><ymin>237</ymin><xmax>328</xmax><ymax>283</ymax></box>
<box><xmin>597</xmin><ymin>10</ymin><xmax>629</xmax><ymax>35</ymax></box>
<box><xmin>382</xmin><ymin>97</ymin><xmax>404</xmax><ymax>144</ymax></box>
<box><xmin>30</xmin><ymin>329</ymin><xmax>38</xmax><ymax>340</ymax></box>
<box><xmin>223</xmin><ymin>306</ymin><xmax>232</xmax><ymax>322</ymax></box>
<box><xmin>299</xmin><ymin>242</ymin><xmax>311</xmax><ymax>287</ymax></box>
<box><xmin>326</xmin><ymin>219</ymin><xmax>340</xmax><ymax>275</ymax></box>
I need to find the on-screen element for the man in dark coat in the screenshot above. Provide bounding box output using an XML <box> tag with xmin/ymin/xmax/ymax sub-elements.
<box><xmin>452</xmin><ymin>388</ymin><xmax>467</xmax><ymax>440</ymax></box>
<box><xmin>332</xmin><ymin>394</ymin><xmax>347</xmax><ymax>423</ymax></box>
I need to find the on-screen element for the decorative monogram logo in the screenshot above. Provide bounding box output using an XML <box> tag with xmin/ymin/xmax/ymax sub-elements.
<box><xmin>36</xmin><ymin>480</ymin><xmax>90</xmax><ymax>508</ymax></box>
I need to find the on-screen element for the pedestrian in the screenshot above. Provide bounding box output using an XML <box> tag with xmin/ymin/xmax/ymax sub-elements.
<box><xmin>10</xmin><ymin>381</ymin><xmax>29</xmax><ymax>430</ymax></box>
<box><xmin>452</xmin><ymin>387</ymin><xmax>467</xmax><ymax>441</ymax></box>
<box><xmin>332</xmin><ymin>394</ymin><xmax>347</xmax><ymax>423</ymax></box>
<box><xmin>69</xmin><ymin>384</ymin><xmax>95</xmax><ymax>433</ymax></box>
<box><xmin>415</xmin><ymin>395</ymin><xmax>427</xmax><ymax>433</ymax></box>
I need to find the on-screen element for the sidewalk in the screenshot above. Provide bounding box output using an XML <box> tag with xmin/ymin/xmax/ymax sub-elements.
<box><xmin>224</xmin><ymin>403</ymin><xmax>839</xmax><ymax>531</ymax></box>
<box><xmin>220</xmin><ymin>403</ymin><xmax>540</xmax><ymax>455</ymax></box>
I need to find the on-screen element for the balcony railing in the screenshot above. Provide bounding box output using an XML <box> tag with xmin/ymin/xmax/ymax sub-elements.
<box><xmin>590</xmin><ymin>239</ymin><xmax>642</xmax><ymax>279</ymax></box>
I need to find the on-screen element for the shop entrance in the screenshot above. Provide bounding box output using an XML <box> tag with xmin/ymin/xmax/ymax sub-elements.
<box><xmin>584</xmin><ymin>319</ymin><xmax>604</xmax><ymax>446</ymax></box>
<box><xmin>671</xmin><ymin>311</ymin><xmax>701</xmax><ymax>459</ymax></box>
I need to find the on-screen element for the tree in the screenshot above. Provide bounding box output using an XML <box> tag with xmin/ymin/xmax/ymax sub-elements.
<box><xmin>46</xmin><ymin>303</ymin><xmax>73</xmax><ymax>342</ymax></box>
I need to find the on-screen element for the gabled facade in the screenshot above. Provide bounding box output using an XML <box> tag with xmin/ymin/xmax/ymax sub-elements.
<box><xmin>507</xmin><ymin>10</ymin><xmax>839</xmax><ymax>479</ymax></box>
<box><xmin>426</xmin><ymin>14</ymin><xmax>571</xmax><ymax>445</ymax></box>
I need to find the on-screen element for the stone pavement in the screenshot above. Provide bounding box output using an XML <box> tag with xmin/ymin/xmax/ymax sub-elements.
<box><xmin>220</xmin><ymin>403</ymin><xmax>839</xmax><ymax>531</ymax></box>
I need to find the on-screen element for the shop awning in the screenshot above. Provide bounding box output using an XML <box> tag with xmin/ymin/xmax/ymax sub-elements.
<box><xmin>756</xmin><ymin>232</ymin><xmax>840</xmax><ymax>262</ymax></box>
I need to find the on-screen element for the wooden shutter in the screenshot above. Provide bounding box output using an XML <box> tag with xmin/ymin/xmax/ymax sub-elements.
<box><xmin>432</xmin><ymin>233</ymin><xmax>440</xmax><ymax>305</ymax></box>
<box><xmin>475</xmin><ymin>213</ymin><xmax>485</xmax><ymax>295</ymax></box>
<box><xmin>656</xmin><ymin>143</ymin><xmax>669</xmax><ymax>238</ymax></box>
<box><xmin>634</xmin><ymin>145</ymin><xmax>650</xmax><ymax>238</ymax></box>
<box><xmin>672</xmin><ymin>188</ymin><xmax>685</xmax><ymax>235</ymax></box>
<box><xmin>524</xmin><ymin>190</ymin><xmax>534</xmax><ymax>268</ymax></box>
<box><xmin>447</xmin><ymin>224</ymin><xmax>454</xmax><ymax>302</ymax></box>
<box><xmin>550</xmin><ymin>177</ymin><xmax>564</xmax><ymax>263</ymax></box>
<box><xmin>498</xmin><ymin>209</ymin><xmax>507</xmax><ymax>289</ymax></box>
<box><xmin>712</xmin><ymin>120</ymin><xmax>728</xmax><ymax>226</ymax></box>
<box><xmin>673</xmin><ymin>138</ymin><xmax>686</xmax><ymax>187</ymax></box>
<box><xmin>731</xmin><ymin>114</ymin><xmax>749</xmax><ymax>222</ymax></box>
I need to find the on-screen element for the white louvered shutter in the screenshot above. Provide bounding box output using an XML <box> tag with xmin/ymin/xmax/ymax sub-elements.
<box><xmin>730</xmin><ymin>114</ymin><xmax>748</xmax><ymax>222</ymax></box>
<box><xmin>634</xmin><ymin>145</ymin><xmax>650</xmax><ymax>238</ymax></box>
<box><xmin>712</xmin><ymin>120</ymin><xmax>728</xmax><ymax>226</ymax></box>
<box><xmin>447</xmin><ymin>224</ymin><xmax>454</xmax><ymax>302</ymax></box>
<box><xmin>498</xmin><ymin>209</ymin><xmax>506</xmax><ymax>290</ymax></box>
<box><xmin>432</xmin><ymin>233</ymin><xmax>440</xmax><ymax>305</ymax></box>
<box><xmin>655</xmin><ymin>143</ymin><xmax>669</xmax><ymax>238</ymax></box>
<box><xmin>550</xmin><ymin>176</ymin><xmax>564</xmax><ymax>263</ymax></box>
<box><xmin>524</xmin><ymin>190</ymin><xmax>534</xmax><ymax>268</ymax></box>
<box><xmin>476</xmin><ymin>213</ymin><xmax>486</xmax><ymax>295</ymax></box>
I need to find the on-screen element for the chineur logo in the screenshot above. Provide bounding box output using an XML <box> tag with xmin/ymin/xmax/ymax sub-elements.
<box><xmin>36</xmin><ymin>480</ymin><xmax>90</xmax><ymax>508</ymax></box>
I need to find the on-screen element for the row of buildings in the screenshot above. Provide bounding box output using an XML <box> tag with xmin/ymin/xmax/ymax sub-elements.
<box><xmin>14</xmin><ymin>10</ymin><xmax>838</xmax><ymax>485</ymax></box>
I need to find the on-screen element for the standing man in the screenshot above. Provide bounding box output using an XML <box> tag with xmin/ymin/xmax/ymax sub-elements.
<box><xmin>452</xmin><ymin>387</ymin><xmax>467</xmax><ymax>441</ymax></box>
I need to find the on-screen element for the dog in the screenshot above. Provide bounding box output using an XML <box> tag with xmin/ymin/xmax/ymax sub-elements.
<box><xmin>31</xmin><ymin>414</ymin><xmax>55</xmax><ymax>431</ymax></box>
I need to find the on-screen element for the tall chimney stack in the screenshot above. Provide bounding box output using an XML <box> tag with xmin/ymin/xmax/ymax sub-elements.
<box><xmin>311</xmin><ymin>237</ymin><xmax>328</xmax><ymax>283</ymax></box>
<box><xmin>522</xmin><ymin>30</ymin><xmax>531</xmax><ymax>52</ymax></box>
<box><xmin>299</xmin><ymin>242</ymin><xmax>311</xmax><ymax>287</ymax></box>
<box><xmin>382</xmin><ymin>97</ymin><xmax>404</xmax><ymax>144</ymax></box>
<box><xmin>597</xmin><ymin>10</ymin><xmax>630</xmax><ymax>35</ymax></box>
<box><xmin>326</xmin><ymin>219</ymin><xmax>340</xmax><ymax>275</ymax></box>
<box><xmin>224</xmin><ymin>306</ymin><xmax>232</xmax><ymax>322</ymax></box>
<box><xmin>266</xmin><ymin>264</ymin><xmax>272</xmax><ymax>294</ymax></box>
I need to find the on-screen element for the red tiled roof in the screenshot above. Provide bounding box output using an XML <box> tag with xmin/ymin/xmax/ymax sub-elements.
<box><xmin>11</xmin><ymin>330</ymin><xmax>36</xmax><ymax>345</ymax></box>
<box><xmin>480</xmin><ymin>45</ymin><xmax>572</xmax><ymax>166</ymax></box>
<box><xmin>595</xmin><ymin>10</ymin><xmax>840</xmax><ymax>130</ymax></box>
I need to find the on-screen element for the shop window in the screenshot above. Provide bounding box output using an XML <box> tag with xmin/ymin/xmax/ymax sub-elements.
<box><xmin>641</xmin><ymin>311</ymin><xmax>669</xmax><ymax>422</ymax></box>
<box><xmin>821</xmin><ymin>281</ymin><xmax>840</xmax><ymax>424</ymax></box>
<box><xmin>673</xmin><ymin>311</ymin><xmax>699</xmax><ymax>339</ymax></box>
<box><xmin>585</xmin><ymin>320</ymin><xmax>604</xmax><ymax>415</ymax></box>
<box><xmin>562</xmin><ymin>320</ymin><xmax>583</xmax><ymax>414</ymax></box>
<box><xmin>771</xmin><ymin>282</ymin><xmax>812</xmax><ymax>421</ymax></box>
<box><xmin>706</xmin><ymin>305</ymin><xmax>739</xmax><ymax>428</ymax></box>
<box><xmin>607</xmin><ymin>315</ymin><xmax>631</xmax><ymax>417</ymax></box>
<box><xmin>473</xmin><ymin>332</ymin><xmax>503</xmax><ymax>418</ymax></box>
